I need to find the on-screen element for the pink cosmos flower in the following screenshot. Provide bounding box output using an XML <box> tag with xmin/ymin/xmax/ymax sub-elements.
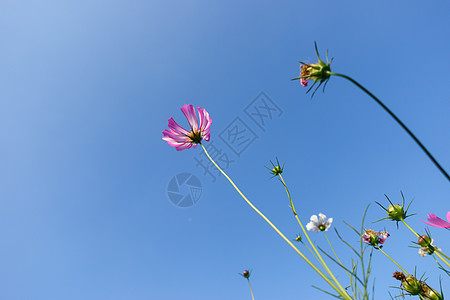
<box><xmin>162</xmin><ymin>104</ymin><xmax>211</xmax><ymax>151</ymax></box>
<box><xmin>422</xmin><ymin>212</ymin><xmax>450</xmax><ymax>229</ymax></box>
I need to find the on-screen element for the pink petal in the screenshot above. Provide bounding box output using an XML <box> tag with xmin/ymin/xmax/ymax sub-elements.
<box><xmin>162</xmin><ymin>136</ymin><xmax>184</xmax><ymax>147</ymax></box>
<box><xmin>175</xmin><ymin>143</ymin><xmax>192</xmax><ymax>151</ymax></box>
<box><xmin>300</xmin><ymin>78</ymin><xmax>308</xmax><ymax>87</ymax></box>
<box><xmin>168</xmin><ymin>118</ymin><xmax>189</xmax><ymax>135</ymax></box>
<box><xmin>162</xmin><ymin>134</ymin><xmax>191</xmax><ymax>151</ymax></box>
<box><xmin>162</xmin><ymin>130</ymin><xmax>192</xmax><ymax>151</ymax></box>
<box><xmin>447</xmin><ymin>211</ymin><xmax>450</xmax><ymax>223</ymax></box>
<box><xmin>162</xmin><ymin>130</ymin><xmax>191</xmax><ymax>143</ymax></box>
<box><xmin>422</xmin><ymin>213</ymin><xmax>450</xmax><ymax>229</ymax></box>
<box><xmin>181</xmin><ymin>104</ymin><xmax>199</xmax><ymax>132</ymax></box>
<box><xmin>197</xmin><ymin>107</ymin><xmax>212</xmax><ymax>133</ymax></box>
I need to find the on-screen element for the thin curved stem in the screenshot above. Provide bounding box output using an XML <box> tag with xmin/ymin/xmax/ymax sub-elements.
<box><xmin>200</xmin><ymin>144</ymin><xmax>351</xmax><ymax>299</ymax></box>
<box><xmin>247</xmin><ymin>279</ymin><xmax>255</xmax><ymax>300</ymax></box>
<box><xmin>328</xmin><ymin>72</ymin><xmax>450</xmax><ymax>184</ymax></box>
<box><xmin>278</xmin><ymin>175</ymin><xmax>349</xmax><ymax>296</ymax></box>
<box><xmin>378</xmin><ymin>247</ymin><xmax>408</xmax><ymax>275</ymax></box>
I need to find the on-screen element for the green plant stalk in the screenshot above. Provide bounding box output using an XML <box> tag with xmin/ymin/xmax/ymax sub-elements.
<box><xmin>247</xmin><ymin>279</ymin><xmax>255</xmax><ymax>300</ymax></box>
<box><xmin>278</xmin><ymin>174</ymin><xmax>350</xmax><ymax>297</ymax></box>
<box><xmin>327</xmin><ymin>71</ymin><xmax>450</xmax><ymax>184</ymax></box>
<box><xmin>378</xmin><ymin>247</ymin><xmax>408</xmax><ymax>275</ymax></box>
<box><xmin>201</xmin><ymin>144</ymin><xmax>351</xmax><ymax>299</ymax></box>
<box><xmin>357</xmin><ymin>205</ymin><xmax>373</xmax><ymax>300</ymax></box>
<box><xmin>278</xmin><ymin>175</ymin><xmax>320</xmax><ymax>265</ymax></box>
<box><xmin>435</xmin><ymin>251</ymin><xmax>450</xmax><ymax>268</ymax></box>
<box><xmin>324</xmin><ymin>231</ymin><xmax>364</xmax><ymax>299</ymax></box>
<box><xmin>437</xmin><ymin>249</ymin><xmax>450</xmax><ymax>261</ymax></box>
<box><xmin>401</xmin><ymin>219</ymin><xmax>450</xmax><ymax>268</ymax></box>
<box><xmin>401</xmin><ymin>219</ymin><xmax>420</xmax><ymax>238</ymax></box>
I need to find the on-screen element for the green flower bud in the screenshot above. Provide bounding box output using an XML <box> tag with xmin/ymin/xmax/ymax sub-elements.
<box><xmin>387</xmin><ymin>204</ymin><xmax>406</xmax><ymax>221</ymax></box>
<box><xmin>266</xmin><ymin>158</ymin><xmax>284</xmax><ymax>178</ymax></box>
<box><xmin>375</xmin><ymin>192</ymin><xmax>414</xmax><ymax>225</ymax></box>
<box><xmin>402</xmin><ymin>275</ymin><xmax>423</xmax><ymax>295</ymax></box>
<box><xmin>272</xmin><ymin>165</ymin><xmax>283</xmax><ymax>176</ymax></box>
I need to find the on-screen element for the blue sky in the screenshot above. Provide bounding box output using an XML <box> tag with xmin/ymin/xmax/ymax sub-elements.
<box><xmin>1</xmin><ymin>1</ymin><xmax>450</xmax><ymax>299</ymax></box>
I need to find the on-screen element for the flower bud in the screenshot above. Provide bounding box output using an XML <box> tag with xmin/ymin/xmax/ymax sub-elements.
<box><xmin>272</xmin><ymin>165</ymin><xmax>283</xmax><ymax>176</ymax></box>
<box><xmin>418</xmin><ymin>235</ymin><xmax>432</xmax><ymax>247</ymax></box>
<box><xmin>375</xmin><ymin>193</ymin><xmax>414</xmax><ymax>225</ymax></box>
<box><xmin>387</xmin><ymin>204</ymin><xmax>406</xmax><ymax>221</ymax></box>
<box><xmin>266</xmin><ymin>158</ymin><xmax>284</xmax><ymax>178</ymax></box>
<box><xmin>402</xmin><ymin>275</ymin><xmax>423</xmax><ymax>295</ymax></box>
<box><xmin>242</xmin><ymin>270</ymin><xmax>250</xmax><ymax>279</ymax></box>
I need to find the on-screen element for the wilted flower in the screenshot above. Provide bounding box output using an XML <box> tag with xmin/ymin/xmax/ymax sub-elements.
<box><xmin>306</xmin><ymin>213</ymin><xmax>333</xmax><ymax>232</ymax></box>
<box><xmin>393</xmin><ymin>271</ymin><xmax>444</xmax><ymax>300</ymax></box>
<box><xmin>393</xmin><ymin>272</ymin><xmax>423</xmax><ymax>295</ymax></box>
<box><xmin>417</xmin><ymin>235</ymin><xmax>441</xmax><ymax>258</ymax></box>
<box><xmin>422</xmin><ymin>211</ymin><xmax>450</xmax><ymax>229</ymax></box>
<box><xmin>292</xmin><ymin>42</ymin><xmax>332</xmax><ymax>97</ymax></box>
<box><xmin>362</xmin><ymin>229</ymin><xmax>390</xmax><ymax>249</ymax></box>
<box><xmin>162</xmin><ymin>104</ymin><xmax>212</xmax><ymax>151</ymax></box>
<box><xmin>375</xmin><ymin>192</ymin><xmax>415</xmax><ymax>226</ymax></box>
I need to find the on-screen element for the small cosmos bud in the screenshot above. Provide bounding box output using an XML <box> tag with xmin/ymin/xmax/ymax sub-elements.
<box><xmin>266</xmin><ymin>158</ymin><xmax>284</xmax><ymax>178</ymax></box>
<box><xmin>387</xmin><ymin>204</ymin><xmax>406</xmax><ymax>221</ymax></box>
<box><xmin>402</xmin><ymin>275</ymin><xmax>423</xmax><ymax>295</ymax></box>
<box><xmin>272</xmin><ymin>165</ymin><xmax>283</xmax><ymax>176</ymax></box>
<box><xmin>242</xmin><ymin>270</ymin><xmax>250</xmax><ymax>279</ymax></box>
<box><xmin>418</xmin><ymin>235</ymin><xmax>432</xmax><ymax>247</ymax></box>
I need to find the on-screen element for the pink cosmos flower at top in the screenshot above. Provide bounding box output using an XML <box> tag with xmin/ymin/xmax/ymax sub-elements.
<box><xmin>422</xmin><ymin>212</ymin><xmax>450</xmax><ymax>229</ymax></box>
<box><xmin>162</xmin><ymin>104</ymin><xmax>212</xmax><ymax>151</ymax></box>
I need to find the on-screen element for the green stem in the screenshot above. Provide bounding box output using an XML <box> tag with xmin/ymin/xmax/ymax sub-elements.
<box><xmin>328</xmin><ymin>72</ymin><xmax>450</xmax><ymax>184</ymax></box>
<box><xmin>278</xmin><ymin>175</ymin><xmax>320</xmax><ymax>263</ymax></box>
<box><xmin>378</xmin><ymin>247</ymin><xmax>408</xmax><ymax>275</ymax></box>
<box><xmin>248</xmin><ymin>279</ymin><xmax>255</xmax><ymax>300</ymax></box>
<box><xmin>324</xmin><ymin>232</ymin><xmax>363</xmax><ymax>299</ymax></box>
<box><xmin>200</xmin><ymin>144</ymin><xmax>351</xmax><ymax>299</ymax></box>
<box><xmin>435</xmin><ymin>251</ymin><xmax>450</xmax><ymax>268</ymax></box>
<box><xmin>401</xmin><ymin>219</ymin><xmax>420</xmax><ymax>238</ymax></box>
<box><xmin>278</xmin><ymin>175</ymin><xmax>349</xmax><ymax>296</ymax></box>
<box><xmin>436</xmin><ymin>249</ymin><xmax>450</xmax><ymax>261</ymax></box>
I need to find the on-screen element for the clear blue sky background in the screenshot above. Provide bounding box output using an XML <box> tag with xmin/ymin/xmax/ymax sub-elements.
<box><xmin>1</xmin><ymin>1</ymin><xmax>450</xmax><ymax>299</ymax></box>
